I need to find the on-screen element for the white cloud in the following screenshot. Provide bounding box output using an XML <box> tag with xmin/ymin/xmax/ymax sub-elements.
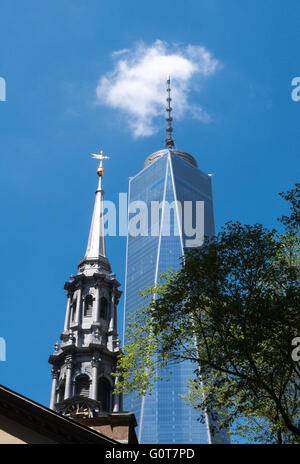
<box><xmin>96</xmin><ymin>40</ymin><xmax>220</xmax><ymax>138</ymax></box>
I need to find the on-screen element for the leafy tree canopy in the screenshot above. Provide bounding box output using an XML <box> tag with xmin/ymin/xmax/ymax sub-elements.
<box><xmin>115</xmin><ymin>185</ymin><xmax>300</xmax><ymax>443</ymax></box>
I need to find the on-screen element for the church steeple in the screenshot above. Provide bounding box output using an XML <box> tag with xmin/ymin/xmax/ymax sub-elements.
<box><xmin>48</xmin><ymin>152</ymin><xmax>122</xmax><ymax>420</ymax></box>
<box><xmin>78</xmin><ymin>151</ymin><xmax>111</xmax><ymax>276</ymax></box>
<box><xmin>84</xmin><ymin>151</ymin><xmax>109</xmax><ymax>261</ymax></box>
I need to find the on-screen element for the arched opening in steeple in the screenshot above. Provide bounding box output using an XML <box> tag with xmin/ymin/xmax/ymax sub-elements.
<box><xmin>71</xmin><ymin>298</ymin><xmax>77</xmax><ymax>322</ymax></box>
<box><xmin>57</xmin><ymin>381</ymin><xmax>65</xmax><ymax>403</ymax></box>
<box><xmin>84</xmin><ymin>294</ymin><xmax>93</xmax><ymax>317</ymax></box>
<box><xmin>97</xmin><ymin>377</ymin><xmax>111</xmax><ymax>412</ymax></box>
<box><xmin>100</xmin><ymin>297</ymin><xmax>108</xmax><ymax>320</ymax></box>
<box><xmin>75</xmin><ymin>374</ymin><xmax>90</xmax><ymax>398</ymax></box>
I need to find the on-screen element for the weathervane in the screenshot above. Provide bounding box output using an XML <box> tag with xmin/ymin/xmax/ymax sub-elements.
<box><xmin>91</xmin><ymin>150</ymin><xmax>110</xmax><ymax>177</ymax></box>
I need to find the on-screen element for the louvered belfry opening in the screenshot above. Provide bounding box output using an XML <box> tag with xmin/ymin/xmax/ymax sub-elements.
<box><xmin>98</xmin><ymin>378</ymin><xmax>110</xmax><ymax>412</ymax></box>
<box><xmin>84</xmin><ymin>295</ymin><xmax>93</xmax><ymax>317</ymax></box>
<box><xmin>100</xmin><ymin>297</ymin><xmax>108</xmax><ymax>320</ymax></box>
<box><xmin>58</xmin><ymin>381</ymin><xmax>65</xmax><ymax>403</ymax></box>
<box><xmin>75</xmin><ymin>375</ymin><xmax>90</xmax><ymax>398</ymax></box>
<box><xmin>71</xmin><ymin>299</ymin><xmax>77</xmax><ymax>321</ymax></box>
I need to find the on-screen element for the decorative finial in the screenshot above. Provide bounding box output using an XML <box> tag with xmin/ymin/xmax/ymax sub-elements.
<box><xmin>165</xmin><ymin>76</ymin><xmax>175</xmax><ymax>148</ymax></box>
<box><xmin>91</xmin><ymin>150</ymin><xmax>110</xmax><ymax>177</ymax></box>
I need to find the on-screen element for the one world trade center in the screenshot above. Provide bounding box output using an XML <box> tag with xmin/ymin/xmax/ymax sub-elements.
<box><xmin>123</xmin><ymin>79</ymin><xmax>226</xmax><ymax>444</ymax></box>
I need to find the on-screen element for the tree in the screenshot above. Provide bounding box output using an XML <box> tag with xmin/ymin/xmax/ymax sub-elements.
<box><xmin>115</xmin><ymin>186</ymin><xmax>300</xmax><ymax>443</ymax></box>
<box><xmin>278</xmin><ymin>183</ymin><xmax>299</xmax><ymax>230</ymax></box>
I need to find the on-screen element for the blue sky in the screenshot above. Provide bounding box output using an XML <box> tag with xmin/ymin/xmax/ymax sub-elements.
<box><xmin>0</xmin><ymin>0</ymin><xmax>299</xmax><ymax>429</ymax></box>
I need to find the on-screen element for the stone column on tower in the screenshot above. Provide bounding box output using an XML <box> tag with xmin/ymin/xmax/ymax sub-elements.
<box><xmin>64</xmin><ymin>356</ymin><xmax>73</xmax><ymax>400</ymax></box>
<box><xmin>91</xmin><ymin>355</ymin><xmax>99</xmax><ymax>401</ymax></box>
<box><xmin>50</xmin><ymin>368</ymin><xmax>59</xmax><ymax>410</ymax></box>
<box><xmin>63</xmin><ymin>294</ymin><xmax>72</xmax><ymax>333</ymax></box>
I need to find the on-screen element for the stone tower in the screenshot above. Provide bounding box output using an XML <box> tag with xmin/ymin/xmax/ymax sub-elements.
<box><xmin>49</xmin><ymin>152</ymin><xmax>123</xmax><ymax>420</ymax></box>
<box><xmin>123</xmin><ymin>79</ymin><xmax>229</xmax><ymax>443</ymax></box>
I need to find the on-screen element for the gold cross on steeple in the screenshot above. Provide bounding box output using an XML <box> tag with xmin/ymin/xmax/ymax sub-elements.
<box><xmin>91</xmin><ymin>150</ymin><xmax>110</xmax><ymax>177</ymax></box>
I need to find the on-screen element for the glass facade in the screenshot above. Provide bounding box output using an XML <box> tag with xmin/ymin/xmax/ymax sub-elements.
<box><xmin>123</xmin><ymin>149</ymin><xmax>224</xmax><ymax>444</ymax></box>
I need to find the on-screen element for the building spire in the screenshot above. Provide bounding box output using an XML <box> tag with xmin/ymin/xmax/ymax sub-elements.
<box><xmin>84</xmin><ymin>151</ymin><xmax>110</xmax><ymax>262</ymax></box>
<box><xmin>49</xmin><ymin>148</ymin><xmax>125</xmax><ymax>424</ymax></box>
<box><xmin>165</xmin><ymin>76</ymin><xmax>175</xmax><ymax>148</ymax></box>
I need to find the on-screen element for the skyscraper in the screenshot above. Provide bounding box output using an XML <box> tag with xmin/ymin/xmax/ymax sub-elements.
<box><xmin>123</xmin><ymin>79</ymin><xmax>217</xmax><ymax>444</ymax></box>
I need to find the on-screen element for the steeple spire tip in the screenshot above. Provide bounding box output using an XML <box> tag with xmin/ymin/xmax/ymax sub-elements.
<box><xmin>91</xmin><ymin>150</ymin><xmax>110</xmax><ymax>177</ymax></box>
<box><xmin>83</xmin><ymin>149</ymin><xmax>111</xmax><ymax>266</ymax></box>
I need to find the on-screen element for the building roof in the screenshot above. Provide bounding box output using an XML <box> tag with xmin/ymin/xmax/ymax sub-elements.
<box><xmin>0</xmin><ymin>384</ymin><xmax>118</xmax><ymax>444</ymax></box>
<box><xmin>143</xmin><ymin>148</ymin><xmax>198</xmax><ymax>169</ymax></box>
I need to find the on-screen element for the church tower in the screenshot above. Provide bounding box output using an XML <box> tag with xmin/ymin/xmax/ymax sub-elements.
<box><xmin>49</xmin><ymin>152</ymin><xmax>123</xmax><ymax>420</ymax></box>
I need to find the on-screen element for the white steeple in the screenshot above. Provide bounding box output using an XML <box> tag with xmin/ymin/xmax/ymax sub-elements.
<box><xmin>49</xmin><ymin>151</ymin><xmax>123</xmax><ymax>419</ymax></box>
<box><xmin>78</xmin><ymin>151</ymin><xmax>111</xmax><ymax>276</ymax></box>
<box><xmin>84</xmin><ymin>169</ymin><xmax>106</xmax><ymax>260</ymax></box>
